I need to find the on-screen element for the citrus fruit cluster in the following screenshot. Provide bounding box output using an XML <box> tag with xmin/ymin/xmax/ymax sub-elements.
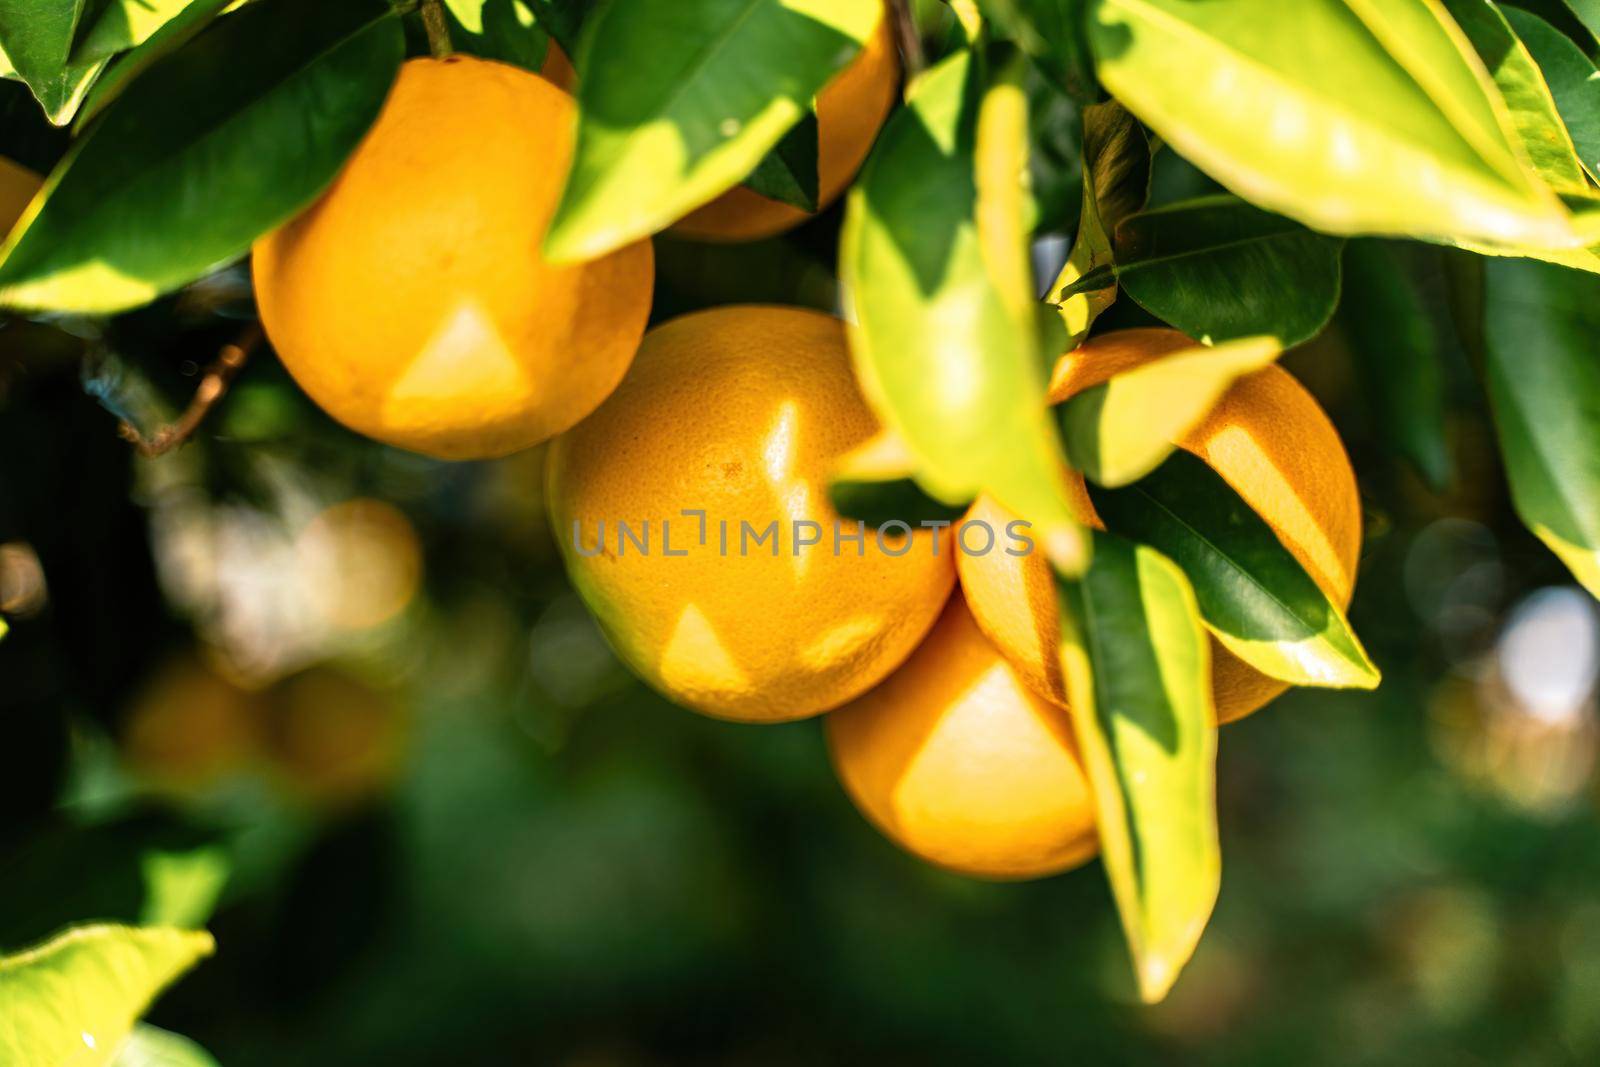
<box><xmin>248</xmin><ymin>33</ymin><xmax>1360</xmax><ymax>880</ymax></box>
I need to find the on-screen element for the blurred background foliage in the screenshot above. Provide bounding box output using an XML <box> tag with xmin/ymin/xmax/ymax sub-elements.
<box><xmin>3</xmin><ymin>126</ymin><xmax>1600</xmax><ymax>1062</ymax></box>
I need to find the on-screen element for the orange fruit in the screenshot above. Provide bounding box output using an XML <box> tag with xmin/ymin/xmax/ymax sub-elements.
<box><xmin>253</xmin><ymin>56</ymin><xmax>653</xmax><ymax>460</ymax></box>
<box><xmin>826</xmin><ymin>593</ymin><xmax>1098</xmax><ymax>879</ymax></box>
<box><xmin>671</xmin><ymin>15</ymin><xmax>899</xmax><ymax>242</ymax></box>
<box><xmin>958</xmin><ymin>328</ymin><xmax>1362</xmax><ymax>724</ymax></box>
<box><xmin>547</xmin><ymin>305</ymin><xmax>955</xmax><ymax>722</ymax></box>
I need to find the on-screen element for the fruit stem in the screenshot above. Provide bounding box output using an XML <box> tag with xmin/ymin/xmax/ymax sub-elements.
<box><xmin>420</xmin><ymin>0</ymin><xmax>453</xmax><ymax>58</ymax></box>
<box><xmin>887</xmin><ymin>0</ymin><xmax>925</xmax><ymax>79</ymax></box>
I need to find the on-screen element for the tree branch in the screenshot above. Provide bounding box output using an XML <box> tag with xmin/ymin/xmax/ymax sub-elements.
<box><xmin>119</xmin><ymin>324</ymin><xmax>261</xmax><ymax>459</ymax></box>
<box><xmin>887</xmin><ymin>0</ymin><xmax>924</xmax><ymax>80</ymax></box>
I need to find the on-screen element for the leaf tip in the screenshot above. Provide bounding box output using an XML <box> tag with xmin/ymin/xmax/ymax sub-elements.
<box><xmin>1042</xmin><ymin>520</ymin><xmax>1091</xmax><ymax>578</ymax></box>
<box><xmin>1135</xmin><ymin>953</ymin><xmax>1181</xmax><ymax>1004</ymax></box>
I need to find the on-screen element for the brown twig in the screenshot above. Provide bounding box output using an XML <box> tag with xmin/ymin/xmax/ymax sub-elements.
<box><xmin>119</xmin><ymin>324</ymin><xmax>262</xmax><ymax>459</ymax></box>
<box><xmin>420</xmin><ymin>0</ymin><xmax>454</xmax><ymax>58</ymax></box>
<box><xmin>886</xmin><ymin>0</ymin><xmax>925</xmax><ymax>79</ymax></box>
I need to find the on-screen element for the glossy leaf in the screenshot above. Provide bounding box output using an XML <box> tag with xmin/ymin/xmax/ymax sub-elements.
<box><xmin>75</xmin><ymin>0</ymin><xmax>204</xmax><ymax>65</ymax></box>
<box><xmin>0</xmin><ymin>0</ymin><xmax>104</xmax><ymax>123</ymax></box>
<box><xmin>1110</xmin><ymin>195</ymin><xmax>1343</xmax><ymax>346</ymax></box>
<box><xmin>1505</xmin><ymin>5</ymin><xmax>1600</xmax><ymax>186</ymax></box>
<box><xmin>1062</xmin><ymin>334</ymin><xmax>1282</xmax><ymax>487</ymax></box>
<box><xmin>743</xmin><ymin>110</ymin><xmax>820</xmax><ymax>212</ymax></box>
<box><xmin>1562</xmin><ymin>0</ymin><xmax>1600</xmax><ymax>46</ymax></box>
<box><xmin>1483</xmin><ymin>257</ymin><xmax>1600</xmax><ymax>597</ymax></box>
<box><xmin>1087</xmin><ymin>0</ymin><xmax>1581</xmax><ymax>250</ymax></box>
<box><xmin>0</xmin><ymin>0</ymin><xmax>404</xmax><ymax>314</ymax></box>
<box><xmin>980</xmin><ymin>0</ymin><xmax>1098</xmax><ymax>102</ymax></box>
<box><xmin>0</xmin><ymin>924</ymin><xmax>214</xmax><ymax>1067</ymax></box>
<box><xmin>1054</xmin><ymin>530</ymin><xmax>1218</xmax><ymax>1004</ymax></box>
<box><xmin>0</xmin><ymin>815</ymin><xmax>230</xmax><ymax>949</ymax></box>
<box><xmin>111</xmin><ymin>1025</ymin><xmax>219</xmax><ymax>1067</ymax></box>
<box><xmin>1025</xmin><ymin>62</ymin><xmax>1084</xmax><ymax>233</ymax></box>
<box><xmin>1090</xmin><ymin>451</ymin><xmax>1381</xmax><ymax>689</ymax></box>
<box><xmin>842</xmin><ymin>47</ymin><xmax>1088</xmax><ymax>570</ymax></box>
<box><xmin>444</xmin><ymin>0</ymin><xmax>549</xmax><ymax>71</ymax></box>
<box><xmin>1046</xmin><ymin>99</ymin><xmax>1149</xmax><ymax>346</ymax></box>
<box><xmin>544</xmin><ymin>0</ymin><xmax>878</xmax><ymax>262</ymax></box>
<box><xmin>1339</xmin><ymin>240</ymin><xmax>1454</xmax><ymax>490</ymax></box>
<box><xmin>1445</xmin><ymin>0</ymin><xmax>1587</xmax><ymax>192</ymax></box>
<box><xmin>828</xmin><ymin>476</ymin><xmax>966</xmax><ymax>528</ymax></box>
<box><xmin>523</xmin><ymin>0</ymin><xmax>595</xmax><ymax>57</ymax></box>
<box><xmin>74</xmin><ymin>0</ymin><xmax>233</xmax><ymax>131</ymax></box>
<box><xmin>827</xmin><ymin>429</ymin><xmax>966</xmax><ymax>527</ymax></box>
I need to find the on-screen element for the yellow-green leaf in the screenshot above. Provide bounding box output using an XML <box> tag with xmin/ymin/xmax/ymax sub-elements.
<box><xmin>1483</xmin><ymin>257</ymin><xmax>1600</xmax><ymax>598</ymax></box>
<box><xmin>544</xmin><ymin>0</ymin><xmax>878</xmax><ymax>262</ymax></box>
<box><xmin>841</xmin><ymin>47</ymin><xmax>1088</xmax><ymax>572</ymax></box>
<box><xmin>1055</xmin><ymin>531</ymin><xmax>1219</xmax><ymax>1003</ymax></box>
<box><xmin>1087</xmin><ymin>0</ymin><xmax>1581</xmax><ymax>250</ymax></box>
<box><xmin>1062</xmin><ymin>334</ymin><xmax>1282</xmax><ymax>487</ymax></box>
<box><xmin>110</xmin><ymin>1025</ymin><xmax>218</xmax><ymax>1067</ymax></box>
<box><xmin>1443</xmin><ymin>0</ymin><xmax>1588</xmax><ymax>193</ymax></box>
<box><xmin>0</xmin><ymin>924</ymin><xmax>214</xmax><ymax>1067</ymax></box>
<box><xmin>1504</xmin><ymin>5</ymin><xmax>1600</xmax><ymax>187</ymax></box>
<box><xmin>1090</xmin><ymin>452</ymin><xmax>1382</xmax><ymax>689</ymax></box>
<box><xmin>1046</xmin><ymin>99</ymin><xmax>1150</xmax><ymax>347</ymax></box>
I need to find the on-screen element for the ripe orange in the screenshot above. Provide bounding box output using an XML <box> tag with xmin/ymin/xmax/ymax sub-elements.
<box><xmin>958</xmin><ymin>328</ymin><xmax>1362</xmax><ymax>723</ymax></box>
<box><xmin>253</xmin><ymin>56</ymin><xmax>653</xmax><ymax>460</ymax></box>
<box><xmin>546</xmin><ymin>305</ymin><xmax>955</xmax><ymax>722</ymax></box>
<box><xmin>671</xmin><ymin>16</ymin><xmax>899</xmax><ymax>242</ymax></box>
<box><xmin>826</xmin><ymin>593</ymin><xmax>1098</xmax><ymax>879</ymax></box>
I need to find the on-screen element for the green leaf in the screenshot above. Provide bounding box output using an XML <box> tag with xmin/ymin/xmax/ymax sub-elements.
<box><xmin>110</xmin><ymin>1025</ymin><xmax>219</xmax><ymax>1067</ymax></box>
<box><xmin>827</xmin><ymin>426</ymin><xmax>968</xmax><ymax>527</ymax></box>
<box><xmin>1111</xmin><ymin>195</ymin><xmax>1343</xmax><ymax>347</ymax></box>
<box><xmin>1558</xmin><ymin>0</ymin><xmax>1600</xmax><ymax>49</ymax></box>
<box><xmin>0</xmin><ymin>0</ymin><xmax>404</xmax><ymax>314</ymax></box>
<box><xmin>1445</xmin><ymin>0</ymin><xmax>1588</xmax><ymax>192</ymax></box>
<box><xmin>0</xmin><ymin>924</ymin><xmax>214</xmax><ymax>1067</ymax></box>
<box><xmin>1482</xmin><ymin>257</ymin><xmax>1600</xmax><ymax>597</ymax></box>
<box><xmin>979</xmin><ymin>0</ymin><xmax>1098</xmax><ymax>102</ymax></box>
<box><xmin>1024</xmin><ymin>61</ymin><xmax>1083</xmax><ymax>233</ymax></box>
<box><xmin>742</xmin><ymin>109</ymin><xmax>820</xmax><ymax>212</ymax></box>
<box><xmin>1062</xmin><ymin>334</ymin><xmax>1282</xmax><ymax>487</ymax></box>
<box><xmin>1</xmin><ymin>816</ymin><xmax>230</xmax><ymax>950</ymax></box>
<box><xmin>1046</xmin><ymin>98</ymin><xmax>1149</xmax><ymax>346</ymax></box>
<box><xmin>841</xmin><ymin>47</ymin><xmax>1088</xmax><ymax>570</ymax></box>
<box><xmin>1339</xmin><ymin>240</ymin><xmax>1454</xmax><ymax>490</ymax></box>
<box><xmin>0</xmin><ymin>0</ymin><xmax>104</xmax><ymax>123</ymax></box>
<box><xmin>523</xmin><ymin>0</ymin><xmax>594</xmax><ymax>57</ymax></box>
<box><xmin>1054</xmin><ymin>530</ymin><xmax>1218</xmax><ymax>1003</ymax></box>
<box><xmin>73</xmin><ymin>0</ymin><xmax>233</xmax><ymax>132</ymax></box>
<box><xmin>1089</xmin><ymin>451</ymin><xmax>1381</xmax><ymax>689</ymax></box>
<box><xmin>444</xmin><ymin>0</ymin><xmax>549</xmax><ymax>71</ymax></box>
<box><xmin>544</xmin><ymin>0</ymin><xmax>879</xmax><ymax>262</ymax></box>
<box><xmin>74</xmin><ymin>0</ymin><xmax>206</xmax><ymax>65</ymax></box>
<box><xmin>1087</xmin><ymin>0</ymin><xmax>1582</xmax><ymax>249</ymax></box>
<box><xmin>1504</xmin><ymin>5</ymin><xmax>1600</xmax><ymax>186</ymax></box>
<box><xmin>827</xmin><ymin>475</ymin><xmax>967</xmax><ymax>528</ymax></box>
